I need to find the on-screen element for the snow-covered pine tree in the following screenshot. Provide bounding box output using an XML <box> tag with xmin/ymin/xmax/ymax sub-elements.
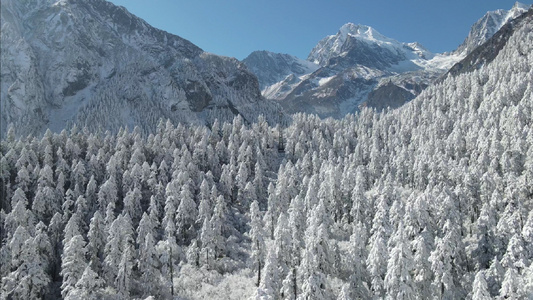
<box><xmin>471</xmin><ymin>271</ymin><xmax>491</xmax><ymax>300</ymax></box>
<box><xmin>249</xmin><ymin>200</ymin><xmax>266</xmax><ymax>287</ymax></box>
<box><xmin>1</xmin><ymin>233</ymin><xmax>51</xmax><ymax>299</ymax></box>
<box><xmin>64</xmin><ymin>264</ymin><xmax>104</xmax><ymax>300</ymax></box>
<box><xmin>175</xmin><ymin>181</ymin><xmax>198</xmax><ymax>243</ymax></box>
<box><xmin>60</xmin><ymin>234</ymin><xmax>87</xmax><ymax>298</ymax></box>
<box><xmin>87</xmin><ymin>211</ymin><xmax>106</xmax><ymax>274</ymax></box>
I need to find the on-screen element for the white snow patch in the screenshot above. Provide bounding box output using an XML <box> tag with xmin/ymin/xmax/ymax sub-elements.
<box><xmin>319</xmin><ymin>76</ymin><xmax>335</xmax><ymax>86</ymax></box>
<box><xmin>415</xmin><ymin>53</ymin><xmax>465</xmax><ymax>71</ymax></box>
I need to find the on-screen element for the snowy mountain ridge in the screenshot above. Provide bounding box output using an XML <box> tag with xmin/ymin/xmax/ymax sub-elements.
<box><xmin>307</xmin><ymin>23</ymin><xmax>434</xmax><ymax>68</ymax></box>
<box><xmin>0</xmin><ymin>0</ymin><xmax>281</xmax><ymax>137</ymax></box>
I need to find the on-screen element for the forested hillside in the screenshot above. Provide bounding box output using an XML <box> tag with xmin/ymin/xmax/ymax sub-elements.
<box><xmin>1</xmin><ymin>6</ymin><xmax>533</xmax><ymax>300</ymax></box>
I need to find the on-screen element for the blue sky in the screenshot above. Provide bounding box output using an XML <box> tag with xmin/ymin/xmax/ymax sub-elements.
<box><xmin>107</xmin><ymin>0</ymin><xmax>529</xmax><ymax>60</ymax></box>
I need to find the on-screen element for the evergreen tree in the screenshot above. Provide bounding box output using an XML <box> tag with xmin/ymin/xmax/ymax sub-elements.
<box><xmin>48</xmin><ymin>212</ymin><xmax>64</xmax><ymax>281</ymax></box>
<box><xmin>156</xmin><ymin>236</ymin><xmax>179</xmax><ymax>299</ymax></box>
<box><xmin>5</xmin><ymin>188</ymin><xmax>35</xmax><ymax>236</ymax></box>
<box><xmin>471</xmin><ymin>271</ymin><xmax>491</xmax><ymax>300</ymax></box>
<box><xmin>501</xmin><ymin>233</ymin><xmax>528</xmax><ymax>272</ymax></box>
<box><xmin>197</xmin><ymin>178</ymin><xmax>212</xmax><ymax>226</ymax></box>
<box><xmin>137</xmin><ymin>212</ymin><xmax>156</xmax><ymax>250</ymax></box>
<box><xmin>97</xmin><ymin>175</ymin><xmax>118</xmax><ymax>214</ymax></box>
<box><xmin>199</xmin><ymin>217</ymin><xmax>215</xmax><ymax>267</ymax></box>
<box><xmin>175</xmin><ymin>181</ymin><xmax>198</xmax><ymax>243</ymax></box>
<box><xmin>63</xmin><ymin>212</ymin><xmax>82</xmax><ymax>243</ymax></box>
<box><xmin>60</xmin><ymin>234</ymin><xmax>87</xmax><ymax>298</ymax></box>
<box><xmin>280</xmin><ymin>269</ymin><xmax>297</xmax><ymax>300</ymax></box>
<box><xmin>264</xmin><ymin>182</ymin><xmax>279</xmax><ymax>240</ymax></box>
<box><xmin>499</xmin><ymin>267</ymin><xmax>524</xmax><ymax>299</ymax></box>
<box><xmin>384</xmin><ymin>222</ymin><xmax>414</xmax><ymax>300</ymax></box>
<box><xmin>337</xmin><ymin>283</ymin><xmax>352</xmax><ymax>300</ymax></box>
<box><xmin>347</xmin><ymin>221</ymin><xmax>370</xmax><ymax>299</ymax></box>
<box><xmin>486</xmin><ymin>256</ymin><xmax>505</xmax><ymax>297</ymax></box>
<box><xmin>429</xmin><ymin>221</ymin><xmax>457</xmax><ymax>300</ymax></box>
<box><xmin>411</xmin><ymin>232</ymin><xmax>432</xmax><ymax>298</ymax></box>
<box><xmin>521</xmin><ymin>210</ymin><xmax>533</xmax><ymax>260</ymax></box>
<box><xmin>470</xmin><ymin>201</ymin><xmax>497</xmax><ymax>269</ymax></box>
<box><xmin>33</xmin><ymin>222</ymin><xmax>53</xmax><ymax>274</ymax></box>
<box><xmin>103</xmin><ymin>215</ymin><xmax>134</xmax><ymax>284</ymax></box>
<box><xmin>139</xmin><ymin>233</ymin><xmax>162</xmax><ymax>298</ymax></box>
<box><xmin>259</xmin><ymin>248</ymin><xmax>280</xmax><ymax>300</ymax></box>
<box><xmin>274</xmin><ymin>212</ymin><xmax>291</xmax><ymax>279</ymax></box>
<box><xmin>115</xmin><ymin>243</ymin><xmax>135</xmax><ymax>298</ymax></box>
<box><xmin>367</xmin><ymin>210</ymin><xmax>389</xmax><ymax>298</ymax></box>
<box><xmin>64</xmin><ymin>264</ymin><xmax>104</xmax><ymax>300</ymax></box>
<box><xmin>1</xmin><ymin>235</ymin><xmax>51</xmax><ymax>300</ymax></box>
<box><xmin>87</xmin><ymin>211</ymin><xmax>106</xmax><ymax>273</ymax></box>
<box><xmin>298</xmin><ymin>198</ymin><xmax>334</xmax><ymax>300</ymax></box>
<box><xmin>123</xmin><ymin>187</ymin><xmax>143</xmax><ymax>226</ymax></box>
<box><xmin>250</xmin><ymin>200</ymin><xmax>266</xmax><ymax>286</ymax></box>
<box><xmin>32</xmin><ymin>184</ymin><xmax>59</xmax><ymax>223</ymax></box>
<box><xmin>211</xmin><ymin>194</ymin><xmax>227</xmax><ymax>258</ymax></box>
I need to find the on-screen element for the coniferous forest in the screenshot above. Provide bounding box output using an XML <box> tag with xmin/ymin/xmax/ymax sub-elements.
<box><xmin>2</xmin><ymin>6</ymin><xmax>533</xmax><ymax>300</ymax></box>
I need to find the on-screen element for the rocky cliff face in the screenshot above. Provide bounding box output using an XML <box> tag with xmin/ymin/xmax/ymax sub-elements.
<box><xmin>0</xmin><ymin>0</ymin><xmax>278</xmax><ymax>137</ymax></box>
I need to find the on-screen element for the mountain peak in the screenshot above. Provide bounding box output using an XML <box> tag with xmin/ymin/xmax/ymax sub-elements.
<box><xmin>508</xmin><ymin>2</ymin><xmax>530</xmax><ymax>21</ymax></box>
<box><xmin>512</xmin><ymin>1</ymin><xmax>529</xmax><ymax>11</ymax></box>
<box><xmin>337</xmin><ymin>23</ymin><xmax>394</xmax><ymax>45</ymax></box>
<box><xmin>307</xmin><ymin>22</ymin><xmax>430</xmax><ymax>69</ymax></box>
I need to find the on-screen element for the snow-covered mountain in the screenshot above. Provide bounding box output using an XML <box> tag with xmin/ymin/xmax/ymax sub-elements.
<box><xmin>244</xmin><ymin>23</ymin><xmax>462</xmax><ymax>117</ymax></box>
<box><xmin>455</xmin><ymin>2</ymin><xmax>529</xmax><ymax>55</ymax></box>
<box><xmin>307</xmin><ymin>23</ymin><xmax>433</xmax><ymax>70</ymax></box>
<box><xmin>0</xmin><ymin>0</ymin><xmax>280</xmax><ymax>137</ymax></box>
<box><xmin>244</xmin><ymin>2</ymin><xmax>530</xmax><ymax>118</ymax></box>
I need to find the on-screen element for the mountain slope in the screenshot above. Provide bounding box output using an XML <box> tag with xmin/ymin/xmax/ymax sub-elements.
<box><xmin>242</xmin><ymin>51</ymin><xmax>318</xmax><ymax>91</ymax></box>
<box><xmin>446</xmin><ymin>6</ymin><xmax>533</xmax><ymax>79</ymax></box>
<box><xmin>0</xmin><ymin>0</ymin><xmax>279</xmax><ymax>137</ymax></box>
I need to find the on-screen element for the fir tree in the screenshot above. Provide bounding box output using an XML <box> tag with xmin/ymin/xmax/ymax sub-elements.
<box><xmin>471</xmin><ymin>271</ymin><xmax>491</xmax><ymax>300</ymax></box>
<box><xmin>60</xmin><ymin>235</ymin><xmax>87</xmax><ymax>299</ymax></box>
<box><xmin>250</xmin><ymin>200</ymin><xmax>266</xmax><ymax>287</ymax></box>
<box><xmin>64</xmin><ymin>264</ymin><xmax>104</xmax><ymax>300</ymax></box>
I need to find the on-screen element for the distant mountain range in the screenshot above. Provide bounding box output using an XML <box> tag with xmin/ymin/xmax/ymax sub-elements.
<box><xmin>0</xmin><ymin>0</ymin><xmax>281</xmax><ymax>137</ymax></box>
<box><xmin>0</xmin><ymin>0</ymin><xmax>530</xmax><ymax>136</ymax></box>
<box><xmin>243</xmin><ymin>2</ymin><xmax>530</xmax><ymax>118</ymax></box>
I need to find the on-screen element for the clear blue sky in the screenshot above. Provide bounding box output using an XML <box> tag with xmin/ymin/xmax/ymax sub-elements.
<box><xmin>107</xmin><ymin>0</ymin><xmax>529</xmax><ymax>60</ymax></box>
